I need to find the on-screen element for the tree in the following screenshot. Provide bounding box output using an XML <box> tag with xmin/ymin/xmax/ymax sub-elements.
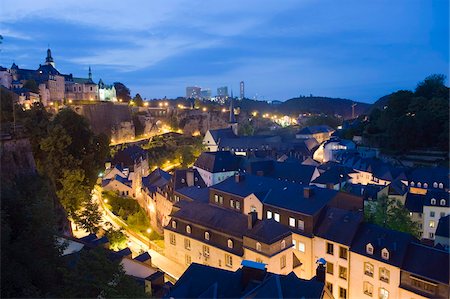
<box><xmin>74</xmin><ymin>198</ymin><xmax>102</xmax><ymax>234</ymax></box>
<box><xmin>106</xmin><ymin>228</ymin><xmax>128</xmax><ymax>251</ymax></box>
<box><xmin>415</xmin><ymin>74</ymin><xmax>447</xmax><ymax>99</ymax></box>
<box><xmin>132</xmin><ymin>93</ymin><xmax>143</xmax><ymax>107</ymax></box>
<box><xmin>23</xmin><ymin>79</ymin><xmax>40</xmax><ymax>93</ymax></box>
<box><xmin>238</xmin><ymin>122</ymin><xmax>255</xmax><ymax>136</ymax></box>
<box><xmin>178</xmin><ymin>145</ymin><xmax>195</xmax><ymax>167</ymax></box>
<box><xmin>114</xmin><ymin>82</ymin><xmax>132</xmax><ymax>102</ymax></box>
<box><xmin>365</xmin><ymin>195</ymin><xmax>420</xmax><ymax>237</ymax></box>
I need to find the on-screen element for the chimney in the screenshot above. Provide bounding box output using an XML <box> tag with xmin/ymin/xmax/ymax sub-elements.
<box><xmin>186</xmin><ymin>169</ymin><xmax>194</xmax><ymax>187</ymax></box>
<box><xmin>248</xmin><ymin>211</ymin><xmax>257</xmax><ymax>229</ymax></box>
<box><xmin>315</xmin><ymin>258</ymin><xmax>326</xmax><ymax>283</ymax></box>
<box><xmin>241</xmin><ymin>260</ymin><xmax>267</xmax><ymax>288</ymax></box>
<box><xmin>304</xmin><ymin>187</ymin><xmax>313</xmax><ymax>198</ymax></box>
<box><xmin>235</xmin><ymin>173</ymin><xmax>245</xmax><ymax>183</ymax></box>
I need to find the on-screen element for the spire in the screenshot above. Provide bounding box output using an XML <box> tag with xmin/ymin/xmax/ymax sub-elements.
<box><xmin>88</xmin><ymin>66</ymin><xmax>92</xmax><ymax>80</ymax></box>
<box><xmin>229</xmin><ymin>90</ymin><xmax>236</xmax><ymax>124</ymax></box>
<box><xmin>45</xmin><ymin>48</ymin><xmax>55</xmax><ymax>67</ymax></box>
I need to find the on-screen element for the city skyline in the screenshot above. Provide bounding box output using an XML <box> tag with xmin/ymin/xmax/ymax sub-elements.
<box><xmin>0</xmin><ymin>0</ymin><xmax>448</xmax><ymax>102</ymax></box>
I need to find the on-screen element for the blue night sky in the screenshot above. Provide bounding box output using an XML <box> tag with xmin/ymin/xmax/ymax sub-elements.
<box><xmin>0</xmin><ymin>0</ymin><xmax>448</xmax><ymax>103</ymax></box>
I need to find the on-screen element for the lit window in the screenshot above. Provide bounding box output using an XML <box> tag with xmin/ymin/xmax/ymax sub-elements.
<box><xmin>433</xmin><ymin>182</ymin><xmax>438</xmax><ymax>188</ymax></box>
<box><xmin>225</xmin><ymin>254</ymin><xmax>233</xmax><ymax>267</ymax></box>
<box><xmin>186</xmin><ymin>225</ymin><xmax>191</xmax><ymax>234</ymax></box>
<box><xmin>298</xmin><ymin>219</ymin><xmax>305</xmax><ymax>230</ymax></box>
<box><xmin>339</xmin><ymin>266</ymin><xmax>347</xmax><ymax>280</ymax></box>
<box><xmin>280</xmin><ymin>255</ymin><xmax>286</xmax><ymax>269</ymax></box>
<box><xmin>440</xmin><ymin>199</ymin><xmax>446</xmax><ymax>206</ymax></box>
<box><xmin>219</xmin><ymin>195</ymin><xmax>223</xmax><ymax>205</ymax></box>
<box><xmin>281</xmin><ymin>240</ymin><xmax>286</xmax><ymax>249</ymax></box>
<box><xmin>267</xmin><ymin>210</ymin><xmax>273</xmax><ymax>219</ymax></box>
<box><xmin>363</xmin><ymin>281</ymin><xmax>373</xmax><ymax>296</ymax></box>
<box><xmin>326</xmin><ymin>262</ymin><xmax>334</xmax><ymax>274</ymax></box>
<box><xmin>379</xmin><ymin>268</ymin><xmax>390</xmax><ymax>283</ymax></box>
<box><xmin>274</xmin><ymin>213</ymin><xmax>280</xmax><ymax>222</ymax></box>
<box><xmin>292</xmin><ymin>239</ymin><xmax>296</xmax><ymax>249</ymax></box>
<box><xmin>236</xmin><ymin>201</ymin><xmax>240</xmax><ymax>210</ymax></box>
<box><xmin>417</xmin><ymin>182</ymin><xmax>422</xmax><ymax>188</ymax></box>
<box><xmin>326</xmin><ymin>242</ymin><xmax>334</xmax><ymax>255</ymax></box>
<box><xmin>205</xmin><ymin>231</ymin><xmax>210</xmax><ymax>240</ymax></box>
<box><xmin>172</xmin><ymin>220</ymin><xmax>177</xmax><ymax>229</ymax></box>
<box><xmin>214</xmin><ymin>194</ymin><xmax>219</xmax><ymax>203</ymax></box>
<box><xmin>289</xmin><ymin>217</ymin><xmax>296</xmax><ymax>227</ymax></box>
<box><xmin>227</xmin><ymin>239</ymin><xmax>233</xmax><ymax>248</ymax></box>
<box><xmin>423</xmin><ymin>183</ymin><xmax>428</xmax><ymax>188</ymax></box>
<box><xmin>298</xmin><ymin>242</ymin><xmax>305</xmax><ymax>252</ymax></box>
<box><xmin>184</xmin><ymin>238</ymin><xmax>191</xmax><ymax>250</ymax></box>
<box><xmin>230</xmin><ymin>199</ymin><xmax>235</xmax><ymax>208</ymax></box>
<box><xmin>256</xmin><ymin>242</ymin><xmax>262</xmax><ymax>251</ymax></box>
<box><xmin>410</xmin><ymin>182</ymin><xmax>415</xmax><ymax>187</ymax></box>
<box><xmin>364</xmin><ymin>262</ymin><xmax>374</xmax><ymax>277</ymax></box>
<box><xmin>379</xmin><ymin>288</ymin><xmax>389</xmax><ymax>299</ymax></box>
<box><xmin>431</xmin><ymin>198</ymin><xmax>436</xmax><ymax>205</ymax></box>
<box><xmin>439</xmin><ymin>183</ymin><xmax>443</xmax><ymax>189</ymax></box>
<box><xmin>429</xmin><ymin>220</ymin><xmax>435</xmax><ymax>228</ymax></box>
<box><xmin>366</xmin><ymin>243</ymin><xmax>374</xmax><ymax>255</ymax></box>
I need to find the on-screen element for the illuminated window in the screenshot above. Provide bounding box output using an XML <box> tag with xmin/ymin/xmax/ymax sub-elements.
<box><xmin>381</xmin><ymin>248</ymin><xmax>389</xmax><ymax>260</ymax></box>
<box><xmin>339</xmin><ymin>266</ymin><xmax>347</xmax><ymax>280</ymax></box>
<box><xmin>410</xmin><ymin>182</ymin><xmax>415</xmax><ymax>187</ymax></box>
<box><xmin>281</xmin><ymin>240</ymin><xmax>286</xmax><ymax>249</ymax></box>
<box><xmin>267</xmin><ymin>210</ymin><xmax>273</xmax><ymax>219</ymax></box>
<box><xmin>423</xmin><ymin>183</ymin><xmax>428</xmax><ymax>188</ymax></box>
<box><xmin>274</xmin><ymin>213</ymin><xmax>280</xmax><ymax>222</ymax></box>
<box><xmin>236</xmin><ymin>201</ymin><xmax>240</xmax><ymax>210</ymax></box>
<box><xmin>298</xmin><ymin>219</ymin><xmax>305</xmax><ymax>230</ymax></box>
<box><xmin>227</xmin><ymin>239</ymin><xmax>233</xmax><ymax>248</ymax></box>
<box><xmin>363</xmin><ymin>281</ymin><xmax>373</xmax><ymax>296</ymax></box>
<box><xmin>225</xmin><ymin>254</ymin><xmax>233</xmax><ymax>267</ymax></box>
<box><xmin>366</xmin><ymin>243</ymin><xmax>374</xmax><ymax>254</ymax></box>
<box><xmin>298</xmin><ymin>242</ymin><xmax>305</xmax><ymax>252</ymax></box>
<box><xmin>171</xmin><ymin>220</ymin><xmax>177</xmax><ymax>229</ymax></box>
<box><xmin>429</xmin><ymin>220</ymin><xmax>435</xmax><ymax>228</ymax></box>
<box><xmin>439</xmin><ymin>183</ymin><xmax>443</xmax><ymax>189</ymax></box>
<box><xmin>431</xmin><ymin>198</ymin><xmax>436</xmax><ymax>205</ymax></box>
<box><xmin>379</xmin><ymin>288</ymin><xmax>389</xmax><ymax>299</ymax></box>
<box><xmin>379</xmin><ymin>268</ymin><xmax>390</xmax><ymax>283</ymax></box>
<box><xmin>440</xmin><ymin>199</ymin><xmax>446</xmax><ymax>206</ymax></box>
<box><xmin>230</xmin><ymin>199</ymin><xmax>234</xmax><ymax>208</ymax></box>
<box><xmin>364</xmin><ymin>262</ymin><xmax>374</xmax><ymax>277</ymax></box>
<box><xmin>417</xmin><ymin>182</ymin><xmax>422</xmax><ymax>188</ymax></box>
<box><xmin>289</xmin><ymin>217</ymin><xmax>296</xmax><ymax>227</ymax></box>
<box><xmin>433</xmin><ymin>182</ymin><xmax>438</xmax><ymax>188</ymax></box>
<box><xmin>186</xmin><ymin>225</ymin><xmax>191</xmax><ymax>234</ymax></box>
<box><xmin>205</xmin><ymin>231</ymin><xmax>210</xmax><ymax>240</ymax></box>
<box><xmin>256</xmin><ymin>242</ymin><xmax>262</xmax><ymax>251</ymax></box>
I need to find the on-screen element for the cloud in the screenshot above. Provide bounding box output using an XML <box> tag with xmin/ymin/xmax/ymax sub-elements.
<box><xmin>1</xmin><ymin>28</ymin><xmax>32</xmax><ymax>40</ymax></box>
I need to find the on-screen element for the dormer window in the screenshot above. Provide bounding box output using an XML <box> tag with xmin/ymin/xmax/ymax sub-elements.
<box><xmin>381</xmin><ymin>248</ymin><xmax>389</xmax><ymax>260</ymax></box>
<box><xmin>186</xmin><ymin>225</ymin><xmax>191</xmax><ymax>234</ymax></box>
<box><xmin>439</xmin><ymin>183</ymin><xmax>444</xmax><ymax>189</ymax></box>
<box><xmin>410</xmin><ymin>182</ymin><xmax>415</xmax><ymax>187</ymax></box>
<box><xmin>366</xmin><ymin>243</ymin><xmax>374</xmax><ymax>255</ymax></box>
<box><xmin>281</xmin><ymin>240</ymin><xmax>286</xmax><ymax>249</ymax></box>
<box><xmin>440</xmin><ymin>199</ymin><xmax>446</xmax><ymax>206</ymax></box>
<box><xmin>256</xmin><ymin>242</ymin><xmax>262</xmax><ymax>252</ymax></box>
<box><xmin>181</xmin><ymin>178</ymin><xmax>185</xmax><ymax>183</ymax></box>
<box><xmin>423</xmin><ymin>183</ymin><xmax>428</xmax><ymax>188</ymax></box>
<box><xmin>227</xmin><ymin>239</ymin><xmax>233</xmax><ymax>249</ymax></box>
<box><xmin>205</xmin><ymin>232</ymin><xmax>210</xmax><ymax>240</ymax></box>
<box><xmin>171</xmin><ymin>220</ymin><xmax>177</xmax><ymax>229</ymax></box>
<box><xmin>431</xmin><ymin>198</ymin><xmax>436</xmax><ymax>205</ymax></box>
<box><xmin>433</xmin><ymin>182</ymin><xmax>438</xmax><ymax>188</ymax></box>
<box><xmin>417</xmin><ymin>182</ymin><xmax>422</xmax><ymax>188</ymax></box>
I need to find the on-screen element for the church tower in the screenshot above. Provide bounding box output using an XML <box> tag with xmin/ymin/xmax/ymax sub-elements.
<box><xmin>229</xmin><ymin>90</ymin><xmax>238</xmax><ymax>135</ymax></box>
<box><xmin>45</xmin><ymin>48</ymin><xmax>55</xmax><ymax>67</ymax></box>
<box><xmin>88</xmin><ymin>66</ymin><xmax>92</xmax><ymax>80</ymax></box>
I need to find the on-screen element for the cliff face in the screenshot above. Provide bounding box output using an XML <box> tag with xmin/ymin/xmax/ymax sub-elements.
<box><xmin>178</xmin><ymin>110</ymin><xmax>230</xmax><ymax>135</ymax></box>
<box><xmin>71</xmin><ymin>103</ymin><xmax>132</xmax><ymax>137</ymax></box>
<box><xmin>1</xmin><ymin>137</ymin><xmax>36</xmax><ymax>181</ymax></box>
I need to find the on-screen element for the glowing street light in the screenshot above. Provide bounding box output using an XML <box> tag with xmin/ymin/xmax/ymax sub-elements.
<box><xmin>159</xmin><ymin>102</ymin><xmax>163</xmax><ymax>107</ymax></box>
<box><xmin>222</xmin><ymin>108</ymin><xmax>226</xmax><ymax>113</ymax></box>
<box><xmin>202</xmin><ymin>107</ymin><xmax>207</xmax><ymax>112</ymax></box>
<box><xmin>164</xmin><ymin>102</ymin><xmax>169</xmax><ymax>107</ymax></box>
<box><xmin>147</xmin><ymin>228</ymin><xmax>152</xmax><ymax>234</ymax></box>
<box><xmin>144</xmin><ymin>102</ymin><xmax>149</xmax><ymax>107</ymax></box>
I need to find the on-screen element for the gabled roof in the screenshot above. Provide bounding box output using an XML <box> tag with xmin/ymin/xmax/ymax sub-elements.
<box><xmin>246</xmin><ymin>160</ymin><xmax>318</xmax><ymax>184</ymax></box>
<box><xmin>312</xmin><ymin>165</ymin><xmax>354</xmax><ymax>185</ymax></box>
<box><xmin>423</xmin><ymin>190</ymin><xmax>449</xmax><ymax>207</ymax></box>
<box><xmin>407</xmin><ymin>167</ymin><xmax>449</xmax><ymax>189</ymax></box>
<box><xmin>386</xmin><ymin>179</ymin><xmax>408</xmax><ymax>196</ymax></box>
<box><xmin>218</xmin><ymin>135</ymin><xmax>282</xmax><ymax>149</ymax></box>
<box><xmin>315</xmin><ymin>207</ymin><xmax>363</xmax><ymax>246</ymax></box>
<box><xmin>350</xmin><ymin>223</ymin><xmax>417</xmax><ymax>267</ymax></box>
<box><xmin>113</xmin><ymin>174</ymin><xmax>132</xmax><ymax>187</ymax></box>
<box><xmin>208</xmin><ymin>127</ymin><xmax>237</xmax><ymax>143</ymax></box>
<box><xmin>401</xmin><ymin>242</ymin><xmax>449</xmax><ymax>284</ymax></box>
<box><xmin>302</xmin><ymin>157</ymin><xmax>320</xmax><ymax>166</ymax></box>
<box><xmin>172</xmin><ymin>168</ymin><xmax>206</xmax><ymax>190</ymax></box>
<box><xmin>142</xmin><ymin>168</ymin><xmax>171</xmax><ymax>191</ymax></box>
<box><xmin>194</xmin><ymin>151</ymin><xmax>241</xmax><ymax>173</ymax></box>
<box><xmin>246</xmin><ymin>219</ymin><xmax>292</xmax><ymax>244</ymax></box>
<box><xmin>436</xmin><ymin>215</ymin><xmax>450</xmax><ymax>238</ymax></box>
<box><xmin>134</xmin><ymin>252</ymin><xmax>151</xmax><ymax>263</ymax></box>
<box><xmin>404</xmin><ymin>193</ymin><xmax>425</xmax><ymax>213</ymax></box>
<box><xmin>175</xmin><ymin>186</ymin><xmax>210</xmax><ymax>203</ymax></box>
<box><xmin>297</xmin><ymin>125</ymin><xmax>334</xmax><ymax>135</ymax></box>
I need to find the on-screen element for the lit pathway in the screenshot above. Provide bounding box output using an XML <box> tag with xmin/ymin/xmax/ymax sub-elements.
<box><xmin>92</xmin><ymin>191</ymin><xmax>186</xmax><ymax>280</ymax></box>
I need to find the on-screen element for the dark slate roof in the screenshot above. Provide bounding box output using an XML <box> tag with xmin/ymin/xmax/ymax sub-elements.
<box><xmin>172</xmin><ymin>168</ymin><xmax>206</xmax><ymax>190</ymax></box>
<box><xmin>73</xmin><ymin>77</ymin><xmax>96</xmax><ymax>85</ymax></box>
<box><xmin>208</xmin><ymin>127</ymin><xmax>237</xmax><ymax>142</ymax></box>
<box><xmin>246</xmin><ymin>219</ymin><xmax>292</xmax><ymax>244</ymax></box>
<box><xmin>194</xmin><ymin>151</ymin><xmax>241</xmax><ymax>173</ymax></box>
<box><xmin>423</xmin><ymin>189</ymin><xmax>450</xmax><ymax>207</ymax></box>
<box><xmin>404</xmin><ymin>193</ymin><xmax>425</xmax><ymax>213</ymax></box>
<box><xmin>297</xmin><ymin>125</ymin><xmax>334</xmax><ymax>135</ymax></box>
<box><xmin>302</xmin><ymin>157</ymin><xmax>320</xmax><ymax>166</ymax></box>
<box><xmin>343</xmin><ymin>183</ymin><xmax>383</xmax><ymax>201</ymax></box>
<box><xmin>37</xmin><ymin>64</ymin><xmax>60</xmax><ymax>76</ymax></box>
<box><xmin>112</xmin><ymin>145</ymin><xmax>147</xmax><ymax>167</ymax></box>
<box><xmin>116</xmin><ymin>247</ymin><xmax>132</xmax><ymax>257</ymax></box>
<box><xmin>212</xmin><ymin>174</ymin><xmax>339</xmax><ymax>215</ymax></box>
<box><xmin>387</xmin><ymin>179</ymin><xmax>408</xmax><ymax>196</ymax></box>
<box><xmin>166</xmin><ymin>263</ymin><xmax>325</xmax><ymax>299</ymax></box>
<box><xmin>350</xmin><ymin>223</ymin><xmax>417</xmax><ymax>267</ymax></box>
<box><xmin>402</xmin><ymin>243</ymin><xmax>449</xmax><ymax>284</ymax></box>
<box><xmin>114</xmin><ymin>174</ymin><xmax>132</xmax><ymax>187</ymax></box>
<box><xmin>175</xmin><ymin>186</ymin><xmax>210</xmax><ymax>203</ymax></box>
<box><xmin>79</xmin><ymin>234</ymin><xmax>98</xmax><ymax>243</ymax></box>
<box><xmin>142</xmin><ymin>168</ymin><xmax>171</xmax><ymax>191</ymax></box>
<box><xmin>436</xmin><ymin>215</ymin><xmax>450</xmax><ymax>238</ymax></box>
<box><xmin>134</xmin><ymin>252</ymin><xmax>151</xmax><ymax>262</ymax></box>
<box><xmin>315</xmin><ymin>208</ymin><xmax>363</xmax><ymax>246</ymax></box>
<box><xmin>170</xmin><ymin>201</ymin><xmax>248</xmax><ymax>238</ymax></box>
<box><xmin>219</xmin><ymin>135</ymin><xmax>282</xmax><ymax>150</ymax></box>
<box><xmin>407</xmin><ymin>167</ymin><xmax>450</xmax><ymax>189</ymax></box>
<box><xmin>245</xmin><ymin>160</ymin><xmax>318</xmax><ymax>184</ymax></box>
<box><xmin>312</xmin><ymin>165</ymin><xmax>354</xmax><ymax>185</ymax></box>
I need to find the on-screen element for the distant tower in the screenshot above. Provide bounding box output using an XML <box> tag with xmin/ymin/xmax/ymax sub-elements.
<box><xmin>240</xmin><ymin>81</ymin><xmax>245</xmax><ymax>99</ymax></box>
<box><xmin>88</xmin><ymin>66</ymin><xmax>92</xmax><ymax>80</ymax></box>
<box><xmin>229</xmin><ymin>90</ymin><xmax>238</xmax><ymax>135</ymax></box>
<box><xmin>351</xmin><ymin>102</ymin><xmax>357</xmax><ymax>119</ymax></box>
<box><xmin>45</xmin><ymin>48</ymin><xmax>55</xmax><ymax>67</ymax></box>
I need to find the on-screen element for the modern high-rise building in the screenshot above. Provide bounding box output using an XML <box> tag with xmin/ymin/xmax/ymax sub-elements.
<box><xmin>186</xmin><ymin>86</ymin><xmax>201</xmax><ymax>99</ymax></box>
<box><xmin>200</xmin><ymin>89</ymin><xmax>211</xmax><ymax>100</ymax></box>
<box><xmin>217</xmin><ymin>86</ymin><xmax>228</xmax><ymax>98</ymax></box>
<box><xmin>240</xmin><ymin>81</ymin><xmax>244</xmax><ymax>99</ymax></box>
